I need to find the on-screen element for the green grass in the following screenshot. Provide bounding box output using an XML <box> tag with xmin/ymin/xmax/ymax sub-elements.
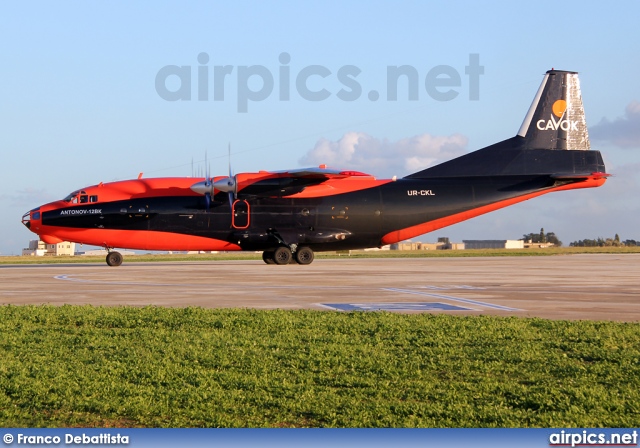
<box><xmin>0</xmin><ymin>306</ymin><xmax>638</xmax><ymax>427</ymax></box>
<box><xmin>3</xmin><ymin>246</ymin><xmax>640</xmax><ymax>265</ymax></box>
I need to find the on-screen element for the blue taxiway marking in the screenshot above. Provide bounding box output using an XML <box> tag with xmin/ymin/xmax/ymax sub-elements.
<box><xmin>323</xmin><ymin>303</ymin><xmax>473</xmax><ymax>312</ymax></box>
<box><xmin>383</xmin><ymin>288</ymin><xmax>520</xmax><ymax>311</ymax></box>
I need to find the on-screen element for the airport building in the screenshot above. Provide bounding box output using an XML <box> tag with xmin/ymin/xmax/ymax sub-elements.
<box><xmin>391</xmin><ymin>242</ymin><xmax>465</xmax><ymax>250</ymax></box>
<box><xmin>390</xmin><ymin>237</ymin><xmax>465</xmax><ymax>251</ymax></box>
<box><xmin>22</xmin><ymin>239</ymin><xmax>139</xmax><ymax>257</ymax></box>
<box><xmin>22</xmin><ymin>239</ymin><xmax>75</xmax><ymax>256</ymax></box>
<box><xmin>462</xmin><ymin>240</ymin><xmax>525</xmax><ymax>250</ymax></box>
<box><xmin>75</xmin><ymin>249</ymin><xmax>136</xmax><ymax>256</ymax></box>
<box><xmin>522</xmin><ymin>241</ymin><xmax>556</xmax><ymax>249</ymax></box>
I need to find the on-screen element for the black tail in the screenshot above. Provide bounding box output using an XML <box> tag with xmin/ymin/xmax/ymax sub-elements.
<box><xmin>406</xmin><ymin>69</ymin><xmax>605</xmax><ymax>179</ymax></box>
<box><xmin>517</xmin><ymin>69</ymin><xmax>590</xmax><ymax>150</ymax></box>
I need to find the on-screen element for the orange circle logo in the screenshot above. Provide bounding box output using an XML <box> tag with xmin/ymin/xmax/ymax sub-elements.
<box><xmin>552</xmin><ymin>100</ymin><xmax>567</xmax><ymax>117</ymax></box>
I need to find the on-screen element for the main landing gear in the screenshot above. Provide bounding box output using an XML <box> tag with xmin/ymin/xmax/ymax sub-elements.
<box><xmin>105</xmin><ymin>250</ymin><xmax>123</xmax><ymax>267</ymax></box>
<box><xmin>103</xmin><ymin>247</ymin><xmax>313</xmax><ymax>267</ymax></box>
<box><xmin>262</xmin><ymin>246</ymin><xmax>315</xmax><ymax>265</ymax></box>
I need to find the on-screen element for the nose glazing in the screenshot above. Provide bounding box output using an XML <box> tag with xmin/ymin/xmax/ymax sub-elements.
<box><xmin>21</xmin><ymin>208</ymin><xmax>40</xmax><ymax>230</ymax></box>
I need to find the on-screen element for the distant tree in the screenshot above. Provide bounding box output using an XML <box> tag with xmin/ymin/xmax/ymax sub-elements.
<box><xmin>546</xmin><ymin>232</ymin><xmax>562</xmax><ymax>247</ymax></box>
<box><xmin>521</xmin><ymin>229</ymin><xmax>561</xmax><ymax>246</ymax></box>
<box><xmin>569</xmin><ymin>236</ymin><xmax>629</xmax><ymax>247</ymax></box>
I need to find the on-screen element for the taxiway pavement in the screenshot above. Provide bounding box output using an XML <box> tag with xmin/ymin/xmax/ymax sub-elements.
<box><xmin>1</xmin><ymin>254</ymin><xmax>638</xmax><ymax>321</ymax></box>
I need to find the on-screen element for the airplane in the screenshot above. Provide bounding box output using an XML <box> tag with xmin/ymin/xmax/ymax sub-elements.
<box><xmin>22</xmin><ymin>69</ymin><xmax>608</xmax><ymax>266</ymax></box>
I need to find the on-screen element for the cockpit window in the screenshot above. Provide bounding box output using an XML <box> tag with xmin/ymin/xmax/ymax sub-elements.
<box><xmin>63</xmin><ymin>190</ymin><xmax>88</xmax><ymax>204</ymax></box>
<box><xmin>63</xmin><ymin>191</ymin><xmax>79</xmax><ymax>202</ymax></box>
<box><xmin>89</xmin><ymin>195</ymin><xmax>98</xmax><ymax>203</ymax></box>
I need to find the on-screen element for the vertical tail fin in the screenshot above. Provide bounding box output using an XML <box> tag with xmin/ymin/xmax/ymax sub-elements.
<box><xmin>405</xmin><ymin>69</ymin><xmax>606</xmax><ymax>179</ymax></box>
<box><xmin>517</xmin><ymin>69</ymin><xmax>590</xmax><ymax>150</ymax></box>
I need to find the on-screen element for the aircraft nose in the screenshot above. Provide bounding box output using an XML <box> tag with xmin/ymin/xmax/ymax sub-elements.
<box><xmin>21</xmin><ymin>208</ymin><xmax>41</xmax><ymax>231</ymax></box>
<box><xmin>21</xmin><ymin>212</ymin><xmax>30</xmax><ymax>229</ymax></box>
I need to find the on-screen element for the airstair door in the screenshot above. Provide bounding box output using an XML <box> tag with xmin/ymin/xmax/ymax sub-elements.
<box><xmin>232</xmin><ymin>200</ymin><xmax>250</xmax><ymax>229</ymax></box>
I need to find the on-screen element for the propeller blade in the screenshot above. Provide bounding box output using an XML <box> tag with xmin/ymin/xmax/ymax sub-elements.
<box><xmin>225</xmin><ymin>144</ymin><xmax>236</xmax><ymax>220</ymax></box>
<box><xmin>205</xmin><ymin>151</ymin><xmax>210</xmax><ymax>183</ymax></box>
<box><xmin>214</xmin><ymin>145</ymin><xmax>237</xmax><ymax>194</ymax></box>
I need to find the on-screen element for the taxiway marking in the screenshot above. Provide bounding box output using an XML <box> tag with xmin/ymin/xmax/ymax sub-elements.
<box><xmin>383</xmin><ymin>287</ymin><xmax>521</xmax><ymax>311</ymax></box>
<box><xmin>322</xmin><ymin>302</ymin><xmax>473</xmax><ymax>312</ymax></box>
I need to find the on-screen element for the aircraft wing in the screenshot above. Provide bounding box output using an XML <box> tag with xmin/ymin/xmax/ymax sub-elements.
<box><xmin>267</xmin><ymin>166</ymin><xmax>372</xmax><ymax>179</ymax></box>
<box><xmin>193</xmin><ymin>165</ymin><xmax>374</xmax><ymax>201</ymax></box>
<box><xmin>232</xmin><ymin>167</ymin><xmax>374</xmax><ymax>198</ymax></box>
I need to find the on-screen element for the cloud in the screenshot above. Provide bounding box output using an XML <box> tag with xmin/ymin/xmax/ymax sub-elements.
<box><xmin>299</xmin><ymin>131</ymin><xmax>468</xmax><ymax>178</ymax></box>
<box><xmin>590</xmin><ymin>101</ymin><xmax>640</xmax><ymax>148</ymax></box>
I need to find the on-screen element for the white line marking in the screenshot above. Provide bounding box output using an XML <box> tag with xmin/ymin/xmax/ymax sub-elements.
<box><xmin>383</xmin><ymin>287</ymin><xmax>520</xmax><ymax>311</ymax></box>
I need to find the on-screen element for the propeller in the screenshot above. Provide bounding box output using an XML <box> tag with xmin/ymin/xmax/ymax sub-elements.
<box><xmin>212</xmin><ymin>143</ymin><xmax>236</xmax><ymax>209</ymax></box>
<box><xmin>204</xmin><ymin>182</ymin><xmax>212</xmax><ymax>212</ymax></box>
<box><xmin>204</xmin><ymin>152</ymin><xmax>212</xmax><ymax>212</ymax></box>
<box><xmin>190</xmin><ymin>152</ymin><xmax>215</xmax><ymax>211</ymax></box>
<box><xmin>190</xmin><ymin>145</ymin><xmax>237</xmax><ymax>213</ymax></box>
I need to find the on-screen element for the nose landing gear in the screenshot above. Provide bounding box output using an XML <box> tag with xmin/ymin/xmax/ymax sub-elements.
<box><xmin>106</xmin><ymin>250</ymin><xmax>123</xmax><ymax>267</ymax></box>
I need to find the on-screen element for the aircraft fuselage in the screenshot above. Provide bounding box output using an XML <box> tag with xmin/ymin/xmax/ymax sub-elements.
<box><xmin>25</xmin><ymin>170</ymin><xmax>605</xmax><ymax>256</ymax></box>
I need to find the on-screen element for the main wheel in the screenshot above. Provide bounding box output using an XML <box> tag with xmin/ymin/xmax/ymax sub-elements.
<box><xmin>106</xmin><ymin>251</ymin><xmax>123</xmax><ymax>267</ymax></box>
<box><xmin>295</xmin><ymin>246</ymin><xmax>315</xmax><ymax>265</ymax></box>
<box><xmin>272</xmin><ymin>246</ymin><xmax>292</xmax><ymax>265</ymax></box>
<box><xmin>262</xmin><ymin>251</ymin><xmax>275</xmax><ymax>264</ymax></box>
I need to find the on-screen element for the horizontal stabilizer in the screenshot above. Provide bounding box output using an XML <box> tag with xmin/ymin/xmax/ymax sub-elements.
<box><xmin>551</xmin><ymin>172</ymin><xmax>611</xmax><ymax>180</ymax></box>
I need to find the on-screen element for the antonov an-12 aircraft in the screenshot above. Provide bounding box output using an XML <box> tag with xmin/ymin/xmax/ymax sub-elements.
<box><xmin>22</xmin><ymin>70</ymin><xmax>608</xmax><ymax>266</ymax></box>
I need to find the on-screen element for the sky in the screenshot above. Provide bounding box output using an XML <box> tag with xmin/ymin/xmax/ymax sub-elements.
<box><xmin>1</xmin><ymin>1</ymin><xmax>639</xmax><ymax>254</ymax></box>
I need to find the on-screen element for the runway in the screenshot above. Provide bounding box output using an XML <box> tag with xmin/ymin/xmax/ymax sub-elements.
<box><xmin>1</xmin><ymin>254</ymin><xmax>639</xmax><ymax>321</ymax></box>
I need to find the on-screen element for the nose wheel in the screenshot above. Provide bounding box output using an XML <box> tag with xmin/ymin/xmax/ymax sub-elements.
<box><xmin>106</xmin><ymin>251</ymin><xmax>123</xmax><ymax>267</ymax></box>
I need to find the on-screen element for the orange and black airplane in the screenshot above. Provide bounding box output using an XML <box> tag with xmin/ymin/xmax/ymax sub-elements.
<box><xmin>22</xmin><ymin>70</ymin><xmax>608</xmax><ymax>266</ymax></box>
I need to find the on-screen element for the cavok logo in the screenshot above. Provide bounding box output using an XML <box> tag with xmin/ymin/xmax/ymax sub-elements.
<box><xmin>536</xmin><ymin>99</ymin><xmax>579</xmax><ymax>131</ymax></box>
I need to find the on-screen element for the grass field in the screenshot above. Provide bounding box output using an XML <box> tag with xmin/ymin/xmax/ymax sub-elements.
<box><xmin>3</xmin><ymin>246</ymin><xmax>640</xmax><ymax>265</ymax></box>
<box><xmin>1</xmin><ymin>305</ymin><xmax>638</xmax><ymax>427</ymax></box>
